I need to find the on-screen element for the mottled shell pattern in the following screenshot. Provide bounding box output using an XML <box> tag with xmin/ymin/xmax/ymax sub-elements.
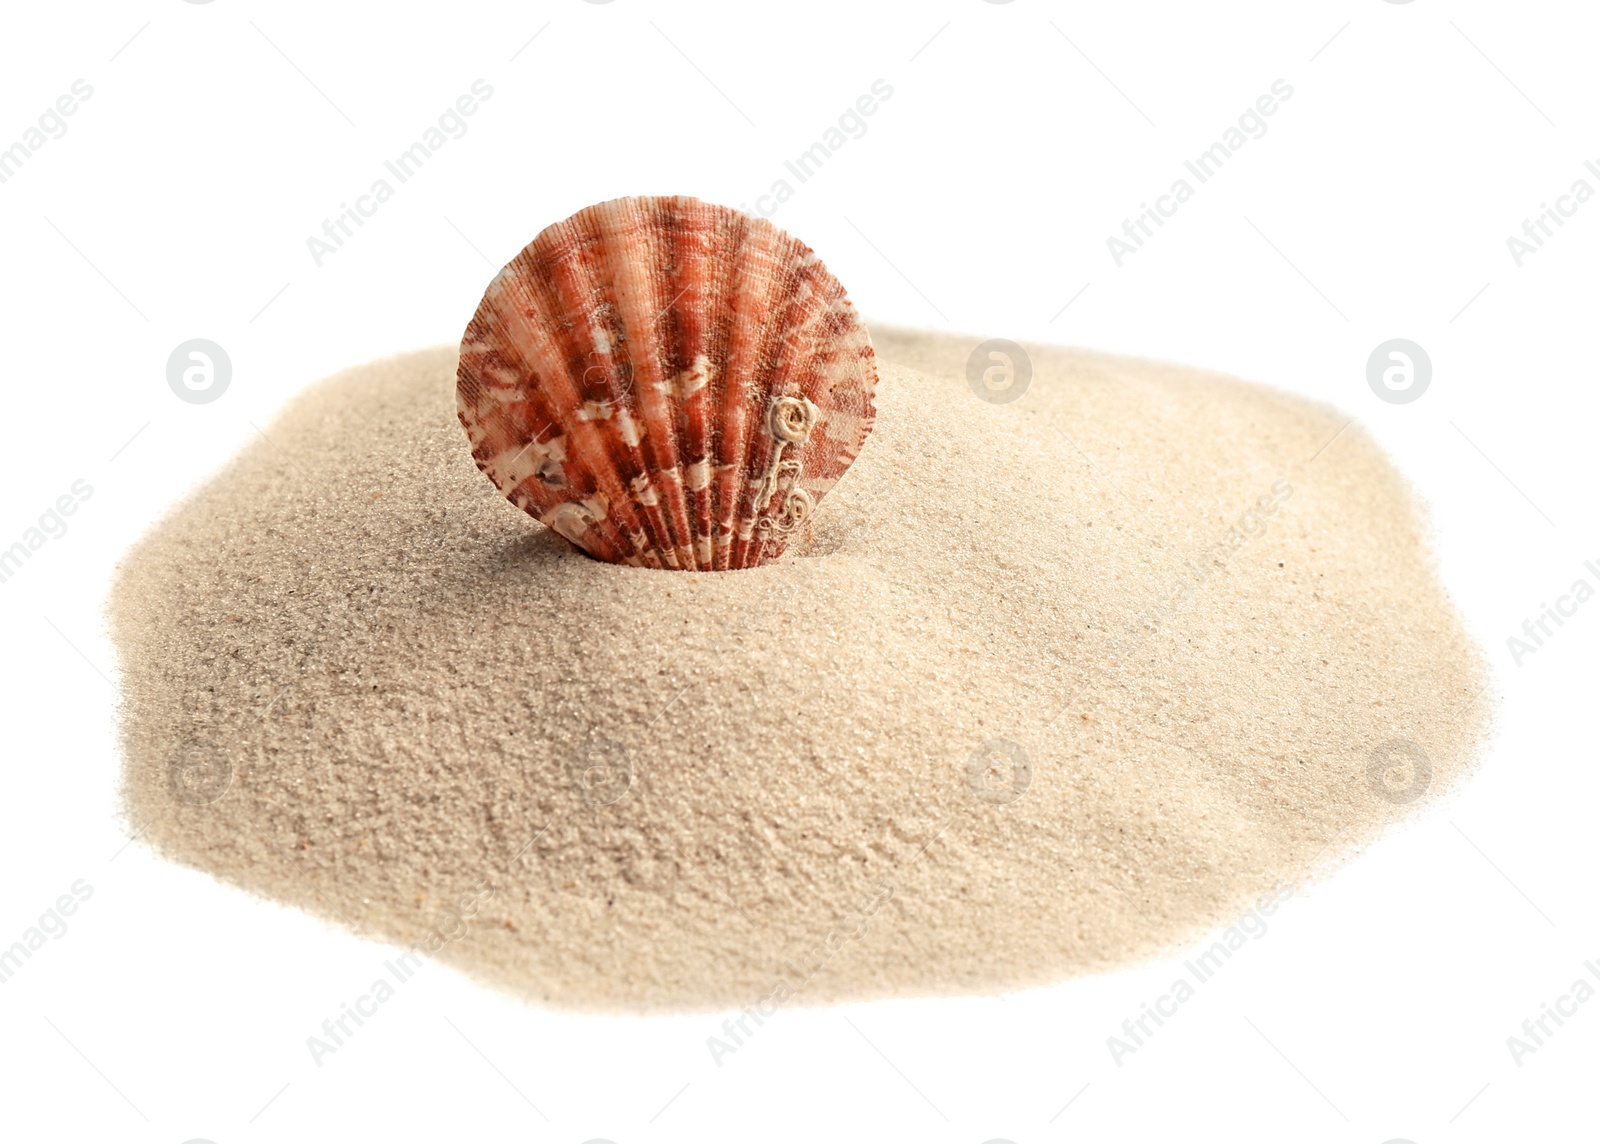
<box><xmin>457</xmin><ymin>196</ymin><xmax>878</xmax><ymax>570</ymax></box>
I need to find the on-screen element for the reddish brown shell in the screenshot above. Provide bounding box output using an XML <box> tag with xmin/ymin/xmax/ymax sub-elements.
<box><xmin>456</xmin><ymin>196</ymin><xmax>878</xmax><ymax>570</ymax></box>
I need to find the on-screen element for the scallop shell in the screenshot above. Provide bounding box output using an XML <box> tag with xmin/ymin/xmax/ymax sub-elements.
<box><xmin>456</xmin><ymin>196</ymin><xmax>878</xmax><ymax>570</ymax></box>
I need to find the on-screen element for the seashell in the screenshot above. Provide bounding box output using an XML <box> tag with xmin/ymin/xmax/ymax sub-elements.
<box><xmin>456</xmin><ymin>195</ymin><xmax>878</xmax><ymax>570</ymax></box>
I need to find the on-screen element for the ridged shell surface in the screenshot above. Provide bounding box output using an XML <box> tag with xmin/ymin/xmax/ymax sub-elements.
<box><xmin>457</xmin><ymin>196</ymin><xmax>878</xmax><ymax>570</ymax></box>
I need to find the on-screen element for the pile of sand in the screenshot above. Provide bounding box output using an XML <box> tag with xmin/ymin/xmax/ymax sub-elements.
<box><xmin>109</xmin><ymin>327</ymin><xmax>1489</xmax><ymax>1011</ymax></box>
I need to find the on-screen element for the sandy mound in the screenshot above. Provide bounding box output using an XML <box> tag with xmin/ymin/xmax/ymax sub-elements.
<box><xmin>109</xmin><ymin>328</ymin><xmax>1488</xmax><ymax>1010</ymax></box>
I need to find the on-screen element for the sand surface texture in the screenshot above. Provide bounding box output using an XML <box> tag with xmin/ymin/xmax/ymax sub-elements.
<box><xmin>111</xmin><ymin>328</ymin><xmax>1489</xmax><ymax>1011</ymax></box>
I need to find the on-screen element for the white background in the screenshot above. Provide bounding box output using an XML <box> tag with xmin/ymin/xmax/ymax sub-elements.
<box><xmin>1</xmin><ymin>1</ymin><xmax>1596</xmax><ymax>1140</ymax></box>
